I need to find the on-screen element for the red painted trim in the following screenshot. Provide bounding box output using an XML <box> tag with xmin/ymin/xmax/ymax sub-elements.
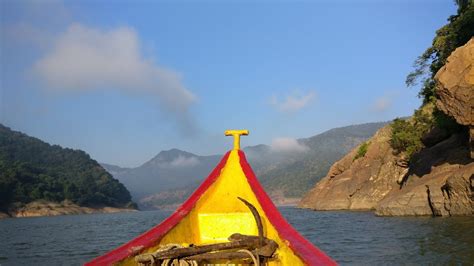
<box><xmin>85</xmin><ymin>152</ymin><xmax>231</xmax><ymax>266</ymax></box>
<box><xmin>238</xmin><ymin>150</ymin><xmax>337</xmax><ymax>266</ymax></box>
<box><xmin>86</xmin><ymin>150</ymin><xmax>336</xmax><ymax>266</ymax></box>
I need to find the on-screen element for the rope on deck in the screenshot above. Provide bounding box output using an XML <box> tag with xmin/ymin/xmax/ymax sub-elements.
<box><xmin>237</xmin><ymin>249</ymin><xmax>259</xmax><ymax>266</ymax></box>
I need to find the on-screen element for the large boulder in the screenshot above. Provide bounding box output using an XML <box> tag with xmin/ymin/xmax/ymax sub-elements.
<box><xmin>435</xmin><ymin>38</ymin><xmax>474</xmax><ymax>158</ymax></box>
<box><xmin>375</xmin><ymin>162</ymin><xmax>474</xmax><ymax>216</ymax></box>
<box><xmin>375</xmin><ymin>133</ymin><xmax>473</xmax><ymax>216</ymax></box>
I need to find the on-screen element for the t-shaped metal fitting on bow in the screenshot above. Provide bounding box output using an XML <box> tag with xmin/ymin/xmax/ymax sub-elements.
<box><xmin>224</xmin><ymin>130</ymin><xmax>249</xmax><ymax>150</ymax></box>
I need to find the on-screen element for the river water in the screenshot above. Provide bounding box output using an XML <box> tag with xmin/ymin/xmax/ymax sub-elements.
<box><xmin>0</xmin><ymin>207</ymin><xmax>473</xmax><ymax>265</ymax></box>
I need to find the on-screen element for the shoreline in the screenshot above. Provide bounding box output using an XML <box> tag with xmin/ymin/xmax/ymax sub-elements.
<box><xmin>0</xmin><ymin>200</ymin><xmax>137</xmax><ymax>219</ymax></box>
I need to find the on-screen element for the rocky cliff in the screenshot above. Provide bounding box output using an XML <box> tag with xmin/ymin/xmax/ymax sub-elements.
<box><xmin>435</xmin><ymin>38</ymin><xmax>474</xmax><ymax>158</ymax></box>
<box><xmin>299</xmin><ymin>39</ymin><xmax>474</xmax><ymax>217</ymax></box>
<box><xmin>298</xmin><ymin>124</ymin><xmax>473</xmax><ymax>216</ymax></box>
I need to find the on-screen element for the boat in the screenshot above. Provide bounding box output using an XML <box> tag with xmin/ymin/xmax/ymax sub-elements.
<box><xmin>86</xmin><ymin>130</ymin><xmax>336</xmax><ymax>266</ymax></box>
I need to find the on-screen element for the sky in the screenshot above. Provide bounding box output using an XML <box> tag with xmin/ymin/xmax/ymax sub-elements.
<box><xmin>0</xmin><ymin>0</ymin><xmax>457</xmax><ymax>167</ymax></box>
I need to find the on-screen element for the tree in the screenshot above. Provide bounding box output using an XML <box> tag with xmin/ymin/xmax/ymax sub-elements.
<box><xmin>406</xmin><ymin>1</ymin><xmax>474</xmax><ymax>103</ymax></box>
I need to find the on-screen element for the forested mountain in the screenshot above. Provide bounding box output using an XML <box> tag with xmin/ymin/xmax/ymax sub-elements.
<box><xmin>0</xmin><ymin>124</ymin><xmax>135</xmax><ymax>211</ymax></box>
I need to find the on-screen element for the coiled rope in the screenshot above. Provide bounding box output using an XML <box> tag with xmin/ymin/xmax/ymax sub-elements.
<box><xmin>146</xmin><ymin>244</ymin><xmax>198</xmax><ymax>266</ymax></box>
<box><xmin>238</xmin><ymin>249</ymin><xmax>259</xmax><ymax>266</ymax></box>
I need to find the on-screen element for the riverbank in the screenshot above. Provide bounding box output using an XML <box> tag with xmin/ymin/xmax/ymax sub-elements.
<box><xmin>0</xmin><ymin>200</ymin><xmax>137</xmax><ymax>219</ymax></box>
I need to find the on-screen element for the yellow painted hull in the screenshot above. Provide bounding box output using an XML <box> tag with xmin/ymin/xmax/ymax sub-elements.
<box><xmin>86</xmin><ymin>150</ymin><xmax>336</xmax><ymax>266</ymax></box>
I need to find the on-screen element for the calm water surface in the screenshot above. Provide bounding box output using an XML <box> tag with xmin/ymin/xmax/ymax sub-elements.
<box><xmin>1</xmin><ymin>207</ymin><xmax>473</xmax><ymax>265</ymax></box>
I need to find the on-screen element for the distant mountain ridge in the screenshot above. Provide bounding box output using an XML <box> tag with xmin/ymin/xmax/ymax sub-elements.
<box><xmin>102</xmin><ymin>150</ymin><xmax>221</xmax><ymax>200</ymax></box>
<box><xmin>143</xmin><ymin>149</ymin><xmax>200</xmax><ymax>166</ymax></box>
<box><xmin>103</xmin><ymin>121</ymin><xmax>387</xmax><ymax>209</ymax></box>
<box><xmin>100</xmin><ymin>163</ymin><xmax>130</xmax><ymax>176</ymax></box>
<box><xmin>258</xmin><ymin>122</ymin><xmax>389</xmax><ymax>197</ymax></box>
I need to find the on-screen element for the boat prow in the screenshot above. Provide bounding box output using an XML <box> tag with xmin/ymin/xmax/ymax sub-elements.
<box><xmin>86</xmin><ymin>130</ymin><xmax>336</xmax><ymax>265</ymax></box>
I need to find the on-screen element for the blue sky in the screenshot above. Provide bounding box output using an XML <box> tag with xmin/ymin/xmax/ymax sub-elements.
<box><xmin>0</xmin><ymin>0</ymin><xmax>456</xmax><ymax>167</ymax></box>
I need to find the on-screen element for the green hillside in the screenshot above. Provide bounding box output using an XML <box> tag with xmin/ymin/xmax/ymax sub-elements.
<box><xmin>259</xmin><ymin>122</ymin><xmax>387</xmax><ymax>197</ymax></box>
<box><xmin>0</xmin><ymin>124</ymin><xmax>135</xmax><ymax>211</ymax></box>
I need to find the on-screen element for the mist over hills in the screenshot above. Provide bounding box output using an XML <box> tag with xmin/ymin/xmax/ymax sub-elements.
<box><xmin>100</xmin><ymin>163</ymin><xmax>130</xmax><ymax>176</ymax></box>
<box><xmin>102</xmin><ymin>122</ymin><xmax>387</xmax><ymax>209</ymax></box>
<box><xmin>258</xmin><ymin>122</ymin><xmax>389</xmax><ymax>197</ymax></box>
<box><xmin>102</xmin><ymin>149</ymin><xmax>221</xmax><ymax>200</ymax></box>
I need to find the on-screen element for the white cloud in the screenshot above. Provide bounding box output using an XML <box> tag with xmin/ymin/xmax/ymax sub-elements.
<box><xmin>33</xmin><ymin>24</ymin><xmax>196</xmax><ymax>126</ymax></box>
<box><xmin>270</xmin><ymin>137</ymin><xmax>309</xmax><ymax>153</ymax></box>
<box><xmin>270</xmin><ymin>91</ymin><xmax>316</xmax><ymax>113</ymax></box>
<box><xmin>167</xmin><ymin>156</ymin><xmax>199</xmax><ymax>168</ymax></box>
